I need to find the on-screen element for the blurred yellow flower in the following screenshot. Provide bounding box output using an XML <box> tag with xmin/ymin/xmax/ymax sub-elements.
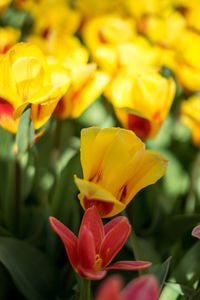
<box><xmin>0</xmin><ymin>0</ymin><xmax>11</xmax><ymax>15</ymax></box>
<box><xmin>0</xmin><ymin>43</ymin><xmax>70</xmax><ymax>133</ymax></box>
<box><xmin>27</xmin><ymin>34</ymin><xmax>89</xmax><ymax>70</ymax></box>
<box><xmin>81</xmin><ymin>15</ymin><xmax>136</xmax><ymax>73</ymax></box>
<box><xmin>125</xmin><ymin>0</ymin><xmax>173</xmax><ymax>20</ymax></box>
<box><xmin>75</xmin><ymin>0</ymin><xmax>125</xmax><ymax>17</ymax></box>
<box><xmin>181</xmin><ymin>96</ymin><xmax>200</xmax><ymax>147</ymax></box>
<box><xmin>33</xmin><ymin>1</ymin><xmax>81</xmax><ymax>38</ymax></box>
<box><xmin>75</xmin><ymin>127</ymin><xmax>168</xmax><ymax>217</ymax></box>
<box><xmin>105</xmin><ymin>72</ymin><xmax>175</xmax><ymax>140</ymax></box>
<box><xmin>54</xmin><ymin>64</ymin><xmax>109</xmax><ymax>119</ymax></box>
<box><xmin>175</xmin><ymin>30</ymin><xmax>200</xmax><ymax>91</ymax></box>
<box><xmin>0</xmin><ymin>27</ymin><xmax>21</xmax><ymax>54</ymax></box>
<box><xmin>138</xmin><ymin>11</ymin><xmax>186</xmax><ymax>49</ymax></box>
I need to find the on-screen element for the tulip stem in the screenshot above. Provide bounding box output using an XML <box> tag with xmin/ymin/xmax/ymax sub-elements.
<box><xmin>123</xmin><ymin>210</ymin><xmax>147</xmax><ymax>275</ymax></box>
<box><xmin>80</xmin><ymin>278</ymin><xmax>91</xmax><ymax>300</ymax></box>
<box><xmin>14</xmin><ymin>157</ymin><xmax>21</xmax><ymax>233</ymax></box>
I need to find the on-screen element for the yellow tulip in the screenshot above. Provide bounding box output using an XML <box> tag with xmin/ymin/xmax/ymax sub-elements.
<box><xmin>138</xmin><ymin>12</ymin><xmax>186</xmax><ymax>49</ymax></box>
<box><xmin>81</xmin><ymin>15</ymin><xmax>136</xmax><ymax>74</ymax></box>
<box><xmin>105</xmin><ymin>72</ymin><xmax>175</xmax><ymax>140</ymax></box>
<box><xmin>0</xmin><ymin>43</ymin><xmax>70</xmax><ymax>133</ymax></box>
<box><xmin>175</xmin><ymin>30</ymin><xmax>200</xmax><ymax>91</ymax></box>
<box><xmin>32</xmin><ymin>1</ymin><xmax>81</xmax><ymax>38</ymax></box>
<box><xmin>75</xmin><ymin>127</ymin><xmax>168</xmax><ymax>217</ymax></box>
<box><xmin>0</xmin><ymin>27</ymin><xmax>21</xmax><ymax>54</ymax></box>
<box><xmin>185</xmin><ymin>4</ymin><xmax>200</xmax><ymax>32</ymax></box>
<box><xmin>27</xmin><ymin>34</ymin><xmax>89</xmax><ymax>70</ymax></box>
<box><xmin>125</xmin><ymin>0</ymin><xmax>173</xmax><ymax>20</ymax></box>
<box><xmin>54</xmin><ymin>64</ymin><xmax>110</xmax><ymax>119</ymax></box>
<box><xmin>181</xmin><ymin>96</ymin><xmax>200</xmax><ymax>147</ymax></box>
<box><xmin>75</xmin><ymin>0</ymin><xmax>125</xmax><ymax>16</ymax></box>
<box><xmin>0</xmin><ymin>0</ymin><xmax>11</xmax><ymax>15</ymax></box>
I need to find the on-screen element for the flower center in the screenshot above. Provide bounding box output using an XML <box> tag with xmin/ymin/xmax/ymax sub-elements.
<box><xmin>94</xmin><ymin>254</ymin><xmax>103</xmax><ymax>271</ymax></box>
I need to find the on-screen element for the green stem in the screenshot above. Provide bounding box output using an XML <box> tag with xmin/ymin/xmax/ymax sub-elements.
<box><xmin>14</xmin><ymin>157</ymin><xmax>21</xmax><ymax>234</ymax></box>
<box><xmin>80</xmin><ymin>278</ymin><xmax>91</xmax><ymax>300</ymax></box>
<box><xmin>185</xmin><ymin>150</ymin><xmax>200</xmax><ymax>213</ymax></box>
<box><xmin>123</xmin><ymin>210</ymin><xmax>148</xmax><ymax>275</ymax></box>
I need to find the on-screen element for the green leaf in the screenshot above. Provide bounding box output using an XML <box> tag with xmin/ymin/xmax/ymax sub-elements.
<box><xmin>0</xmin><ymin>237</ymin><xmax>58</xmax><ymax>300</ymax></box>
<box><xmin>151</xmin><ymin>257</ymin><xmax>171</xmax><ymax>290</ymax></box>
<box><xmin>16</xmin><ymin>107</ymin><xmax>34</xmax><ymax>155</ymax></box>
<box><xmin>165</xmin><ymin>282</ymin><xmax>194</xmax><ymax>297</ymax></box>
<box><xmin>0</xmin><ymin>127</ymin><xmax>13</xmax><ymax>160</ymax></box>
<box><xmin>172</xmin><ymin>241</ymin><xmax>200</xmax><ymax>285</ymax></box>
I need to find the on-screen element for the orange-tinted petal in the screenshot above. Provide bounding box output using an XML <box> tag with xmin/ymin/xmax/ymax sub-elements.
<box><xmin>49</xmin><ymin>217</ymin><xmax>78</xmax><ymax>269</ymax></box>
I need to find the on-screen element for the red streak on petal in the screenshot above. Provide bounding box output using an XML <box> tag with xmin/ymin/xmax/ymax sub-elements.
<box><xmin>127</xmin><ymin>113</ymin><xmax>151</xmax><ymax>140</ymax></box>
<box><xmin>0</xmin><ymin>98</ymin><xmax>14</xmax><ymax>118</ymax></box>
<box><xmin>83</xmin><ymin>197</ymin><xmax>114</xmax><ymax>218</ymax></box>
<box><xmin>1</xmin><ymin>45</ymin><xmax>10</xmax><ymax>54</ymax></box>
<box><xmin>54</xmin><ymin>98</ymin><xmax>66</xmax><ymax>118</ymax></box>
<box><xmin>42</xmin><ymin>27</ymin><xmax>51</xmax><ymax>39</ymax></box>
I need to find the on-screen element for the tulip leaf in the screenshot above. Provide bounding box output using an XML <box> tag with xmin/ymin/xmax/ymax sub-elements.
<box><xmin>151</xmin><ymin>257</ymin><xmax>171</xmax><ymax>290</ymax></box>
<box><xmin>16</xmin><ymin>107</ymin><xmax>34</xmax><ymax>155</ymax></box>
<box><xmin>172</xmin><ymin>241</ymin><xmax>200</xmax><ymax>285</ymax></box>
<box><xmin>165</xmin><ymin>282</ymin><xmax>194</xmax><ymax>297</ymax></box>
<box><xmin>0</xmin><ymin>237</ymin><xmax>58</xmax><ymax>300</ymax></box>
<box><xmin>0</xmin><ymin>127</ymin><xmax>13</xmax><ymax>160</ymax></box>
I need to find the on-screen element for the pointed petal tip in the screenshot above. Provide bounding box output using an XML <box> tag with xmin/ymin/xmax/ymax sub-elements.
<box><xmin>106</xmin><ymin>260</ymin><xmax>152</xmax><ymax>270</ymax></box>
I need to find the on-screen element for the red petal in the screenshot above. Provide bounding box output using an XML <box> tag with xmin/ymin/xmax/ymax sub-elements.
<box><xmin>122</xmin><ymin>275</ymin><xmax>159</xmax><ymax>300</ymax></box>
<box><xmin>78</xmin><ymin>225</ymin><xmax>96</xmax><ymax>270</ymax></box>
<box><xmin>127</xmin><ymin>113</ymin><xmax>151</xmax><ymax>140</ymax></box>
<box><xmin>0</xmin><ymin>98</ymin><xmax>17</xmax><ymax>133</ymax></box>
<box><xmin>95</xmin><ymin>276</ymin><xmax>123</xmax><ymax>300</ymax></box>
<box><xmin>104</xmin><ymin>216</ymin><xmax>128</xmax><ymax>235</ymax></box>
<box><xmin>49</xmin><ymin>217</ymin><xmax>78</xmax><ymax>268</ymax></box>
<box><xmin>192</xmin><ymin>225</ymin><xmax>200</xmax><ymax>239</ymax></box>
<box><xmin>79</xmin><ymin>206</ymin><xmax>104</xmax><ymax>252</ymax></box>
<box><xmin>106</xmin><ymin>261</ymin><xmax>152</xmax><ymax>270</ymax></box>
<box><xmin>99</xmin><ymin>218</ymin><xmax>131</xmax><ymax>268</ymax></box>
<box><xmin>78</xmin><ymin>266</ymin><xmax>106</xmax><ymax>280</ymax></box>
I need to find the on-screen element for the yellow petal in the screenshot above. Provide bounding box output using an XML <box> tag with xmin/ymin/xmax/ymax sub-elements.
<box><xmin>125</xmin><ymin>150</ymin><xmax>168</xmax><ymax>205</ymax></box>
<box><xmin>74</xmin><ymin>176</ymin><xmax>125</xmax><ymax>218</ymax></box>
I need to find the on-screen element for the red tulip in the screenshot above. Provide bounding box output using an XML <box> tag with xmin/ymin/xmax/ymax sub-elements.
<box><xmin>49</xmin><ymin>206</ymin><xmax>151</xmax><ymax>280</ymax></box>
<box><xmin>95</xmin><ymin>275</ymin><xmax>159</xmax><ymax>300</ymax></box>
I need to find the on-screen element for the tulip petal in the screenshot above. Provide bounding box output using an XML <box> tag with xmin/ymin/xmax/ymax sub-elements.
<box><xmin>49</xmin><ymin>217</ymin><xmax>78</xmax><ymax>268</ymax></box>
<box><xmin>104</xmin><ymin>216</ymin><xmax>129</xmax><ymax>235</ymax></box>
<box><xmin>31</xmin><ymin>102</ymin><xmax>58</xmax><ymax>130</ymax></box>
<box><xmin>106</xmin><ymin>261</ymin><xmax>152</xmax><ymax>270</ymax></box>
<box><xmin>78</xmin><ymin>225</ymin><xmax>96</xmax><ymax>270</ymax></box>
<box><xmin>78</xmin><ymin>267</ymin><xmax>106</xmax><ymax>280</ymax></box>
<box><xmin>99</xmin><ymin>218</ymin><xmax>131</xmax><ymax>267</ymax></box>
<box><xmin>0</xmin><ymin>98</ymin><xmax>18</xmax><ymax>133</ymax></box>
<box><xmin>75</xmin><ymin>176</ymin><xmax>125</xmax><ymax>218</ymax></box>
<box><xmin>71</xmin><ymin>71</ymin><xmax>110</xmax><ymax>118</ymax></box>
<box><xmin>95</xmin><ymin>276</ymin><xmax>123</xmax><ymax>300</ymax></box>
<box><xmin>122</xmin><ymin>275</ymin><xmax>159</xmax><ymax>300</ymax></box>
<box><xmin>79</xmin><ymin>206</ymin><xmax>104</xmax><ymax>252</ymax></box>
<box><xmin>125</xmin><ymin>150</ymin><xmax>168</xmax><ymax>206</ymax></box>
<box><xmin>80</xmin><ymin>126</ymin><xmax>100</xmax><ymax>180</ymax></box>
<box><xmin>192</xmin><ymin>225</ymin><xmax>200</xmax><ymax>239</ymax></box>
